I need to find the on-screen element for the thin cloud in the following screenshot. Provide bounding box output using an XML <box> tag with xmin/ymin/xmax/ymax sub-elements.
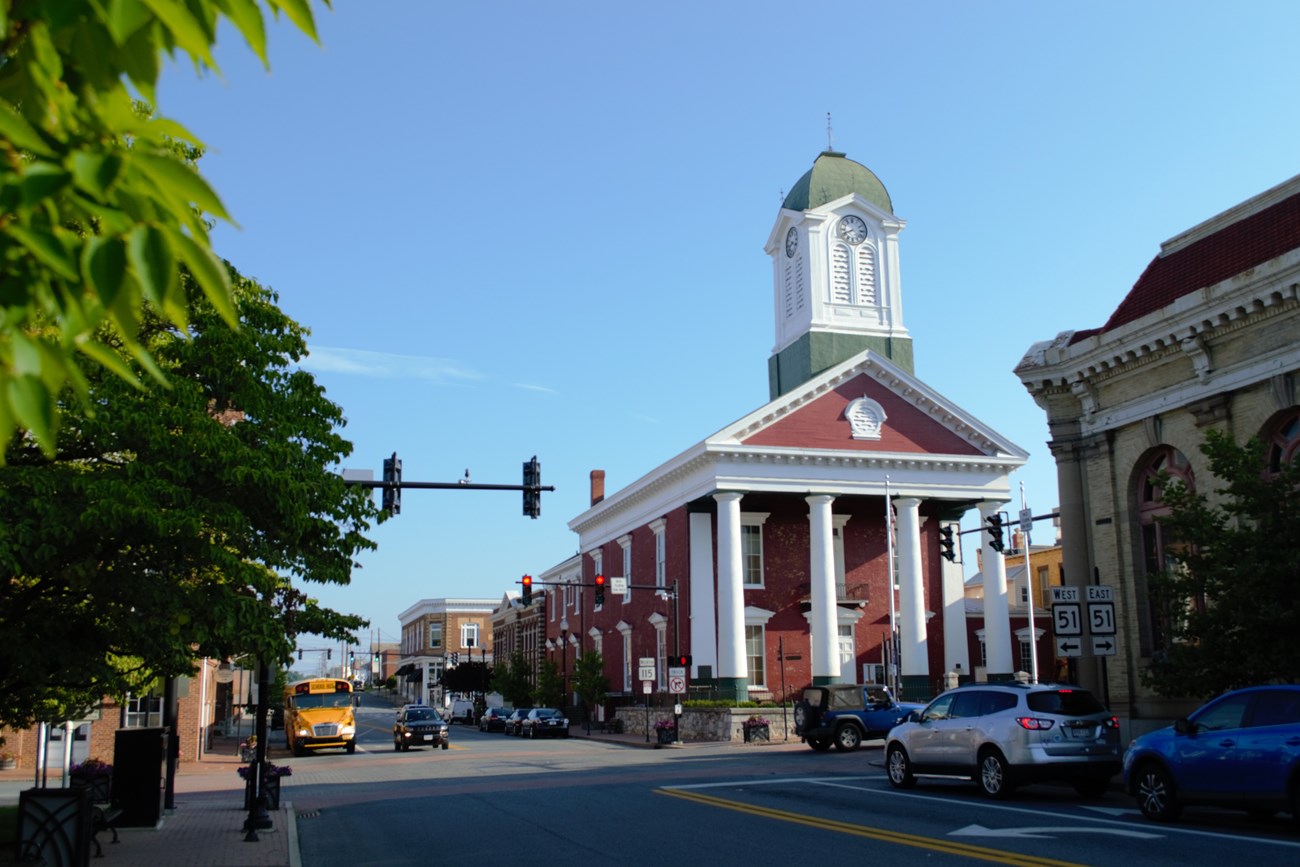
<box><xmin>514</xmin><ymin>382</ymin><xmax>559</xmax><ymax>395</ymax></box>
<box><xmin>303</xmin><ymin>345</ymin><xmax>483</xmax><ymax>384</ymax></box>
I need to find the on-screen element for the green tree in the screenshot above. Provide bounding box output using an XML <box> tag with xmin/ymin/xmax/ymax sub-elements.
<box><xmin>571</xmin><ymin>649</ymin><xmax>609</xmax><ymax>725</ymax></box>
<box><xmin>1143</xmin><ymin>428</ymin><xmax>1300</xmax><ymax>699</ymax></box>
<box><xmin>533</xmin><ymin>659</ymin><xmax>564</xmax><ymax>710</ymax></box>
<box><xmin>0</xmin><ymin>0</ymin><xmax>329</xmax><ymax>459</ymax></box>
<box><xmin>490</xmin><ymin>651</ymin><xmax>534</xmax><ymax>709</ymax></box>
<box><xmin>0</xmin><ymin>263</ymin><xmax>375</xmax><ymax>730</ymax></box>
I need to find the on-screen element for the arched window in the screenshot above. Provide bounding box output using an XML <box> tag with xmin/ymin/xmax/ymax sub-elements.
<box><xmin>1266</xmin><ymin>409</ymin><xmax>1300</xmax><ymax>474</ymax></box>
<box><xmin>1135</xmin><ymin>446</ymin><xmax>1194</xmax><ymax>654</ymax></box>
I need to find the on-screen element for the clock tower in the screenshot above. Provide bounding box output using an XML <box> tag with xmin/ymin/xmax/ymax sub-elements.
<box><xmin>765</xmin><ymin>150</ymin><xmax>912</xmax><ymax>399</ymax></box>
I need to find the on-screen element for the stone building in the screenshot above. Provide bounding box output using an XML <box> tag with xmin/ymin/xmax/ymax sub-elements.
<box><xmin>546</xmin><ymin>150</ymin><xmax>1028</xmax><ymax>707</ymax></box>
<box><xmin>1016</xmin><ymin>173</ymin><xmax>1300</xmax><ymax>724</ymax></box>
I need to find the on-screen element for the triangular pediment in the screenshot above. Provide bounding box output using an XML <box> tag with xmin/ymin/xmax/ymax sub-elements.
<box><xmin>715</xmin><ymin>350</ymin><xmax>1024</xmax><ymax>459</ymax></box>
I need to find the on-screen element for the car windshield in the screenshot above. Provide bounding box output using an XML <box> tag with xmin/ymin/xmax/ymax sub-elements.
<box><xmin>406</xmin><ymin>709</ymin><xmax>438</xmax><ymax>721</ymax></box>
<box><xmin>1026</xmin><ymin>689</ymin><xmax>1105</xmax><ymax>715</ymax></box>
<box><xmin>534</xmin><ymin>709</ymin><xmax>560</xmax><ymax>718</ymax></box>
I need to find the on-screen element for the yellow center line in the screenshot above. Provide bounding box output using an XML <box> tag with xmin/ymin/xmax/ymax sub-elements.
<box><xmin>656</xmin><ymin>788</ymin><xmax>1087</xmax><ymax>867</ymax></box>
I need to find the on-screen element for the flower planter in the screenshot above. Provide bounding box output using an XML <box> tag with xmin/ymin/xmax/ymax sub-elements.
<box><xmin>0</xmin><ymin>756</ymin><xmax>17</xmax><ymax>771</ymax></box>
<box><xmin>244</xmin><ymin>775</ymin><xmax>281</xmax><ymax>810</ymax></box>
<box><xmin>656</xmin><ymin>728</ymin><xmax>676</xmax><ymax>745</ymax></box>
<box><xmin>70</xmin><ymin>773</ymin><xmax>112</xmax><ymax>803</ymax></box>
<box><xmin>743</xmin><ymin>725</ymin><xmax>770</xmax><ymax>743</ymax></box>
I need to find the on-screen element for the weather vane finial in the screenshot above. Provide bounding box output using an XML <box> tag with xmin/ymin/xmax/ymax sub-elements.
<box><xmin>826</xmin><ymin>112</ymin><xmax>834</xmax><ymax>151</ymax></box>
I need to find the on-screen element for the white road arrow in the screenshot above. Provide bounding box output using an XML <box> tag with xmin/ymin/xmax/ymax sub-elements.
<box><xmin>951</xmin><ymin>824</ymin><xmax>1163</xmax><ymax>840</ymax></box>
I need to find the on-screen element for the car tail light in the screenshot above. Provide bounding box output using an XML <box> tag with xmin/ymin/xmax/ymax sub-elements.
<box><xmin>1014</xmin><ymin>717</ymin><xmax>1056</xmax><ymax>730</ymax></box>
<box><xmin>1104</xmin><ymin>716</ymin><xmax>1119</xmax><ymax>729</ymax></box>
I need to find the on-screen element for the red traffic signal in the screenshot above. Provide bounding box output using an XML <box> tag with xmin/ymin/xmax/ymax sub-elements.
<box><xmin>522</xmin><ymin>574</ymin><xmax>533</xmax><ymax>604</ymax></box>
<box><xmin>671</xmin><ymin>654</ymin><xmax>692</xmax><ymax>668</ymax></box>
<box><xmin>594</xmin><ymin>573</ymin><xmax>605</xmax><ymax>605</ymax></box>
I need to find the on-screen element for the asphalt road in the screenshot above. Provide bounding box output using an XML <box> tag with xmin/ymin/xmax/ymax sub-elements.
<box><xmin>279</xmin><ymin>694</ymin><xmax>1300</xmax><ymax>866</ymax></box>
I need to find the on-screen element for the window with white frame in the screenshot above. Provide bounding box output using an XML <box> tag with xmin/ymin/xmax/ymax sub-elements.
<box><xmin>656</xmin><ymin>627</ymin><xmax>667</xmax><ymax>690</ymax></box>
<box><xmin>832</xmin><ymin>515</ymin><xmax>850</xmax><ymax>596</ymax></box>
<box><xmin>650</xmin><ymin>518</ymin><xmax>666</xmax><ymax>588</ymax></box>
<box><xmin>461</xmin><ymin>622</ymin><xmax>479</xmax><ymax>649</ymax></box>
<box><xmin>741</xmin><ymin>513</ymin><xmax>769</xmax><ymax>588</ymax></box>
<box><xmin>745</xmin><ymin>625</ymin><xmax>766</xmax><ymax>689</ymax></box>
<box><xmin>838</xmin><ymin>623</ymin><xmax>855</xmax><ymax>684</ymax></box>
<box><xmin>428</xmin><ymin>623</ymin><xmax>442</xmax><ymax>649</ymax></box>
<box><xmin>1018</xmin><ymin>639</ymin><xmax>1034</xmax><ymax>674</ymax></box>
<box><xmin>621</xmin><ymin>630</ymin><xmax>632</xmax><ymax>692</ymax></box>
<box><xmin>123</xmin><ymin>694</ymin><xmax>162</xmax><ymax>728</ymax></box>
<box><xmin>618</xmin><ymin>535</ymin><xmax>632</xmax><ymax>603</ymax></box>
<box><xmin>1019</xmin><ymin>582</ymin><xmax>1030</xmax><ymax>605</ymax></box>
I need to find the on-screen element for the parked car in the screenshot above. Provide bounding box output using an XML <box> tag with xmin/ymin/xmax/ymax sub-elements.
<box><xmin>393</xmin><ymin>705</ymin><xmax>450</xmax><ymax>751</ymax></box>
<box><xmin>794</xmin><ymin>683</ymin><xmax>923</xmax><ymax>752</ymax></box>
<box><xmin>521</xmin><ymin>708</ymin><xmax>570</xmax><ymax>739</ymax></box>
<box><xmin>1123</xmin><ymin>685</ymin><xmax>1300</xmax><ymax>823</ymax></box>
<box><xmin>479</xmin><ymin>706</ymin><xmax>512</xmax><ymax>732</ymax></box>
<box><xmin>885</xmin><ymin>682</ymin><xmax>1121</xmax><ymax>798</ymax></box>
<box><xmin>503</xmin><ymin>708</ymin><xmax>532</xmax><ymax>736</ymax></box>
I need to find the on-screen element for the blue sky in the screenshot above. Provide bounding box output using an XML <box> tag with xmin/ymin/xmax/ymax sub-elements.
<box><xmin>156</xmin><ymin>1</ymin><xmax>1300</xmax><ymax>649</ymax></box>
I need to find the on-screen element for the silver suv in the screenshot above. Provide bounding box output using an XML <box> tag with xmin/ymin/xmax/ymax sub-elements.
<box><xmin>885</xmin><ymin>683</ymin><xmax>1121</xmax><ymax>798</ymax></box>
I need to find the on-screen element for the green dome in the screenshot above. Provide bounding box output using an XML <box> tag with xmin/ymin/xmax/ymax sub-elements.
<box><xmin>782</xmin><ymin>151</ymin><xmax>893</xmax><ymax>214</ymax></box>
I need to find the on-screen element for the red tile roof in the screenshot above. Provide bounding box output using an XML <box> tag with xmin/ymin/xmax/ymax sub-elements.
<box><xmin>1080</xmin><ymin>188</ymin><xmax>1300</xmax><ymax>342</ymax></box>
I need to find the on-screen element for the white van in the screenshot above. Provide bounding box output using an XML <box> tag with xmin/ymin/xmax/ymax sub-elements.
<box><xmin>448</xmin><ymin>698</ymin><xmax>476</xmax><ymax>724</ymax></box>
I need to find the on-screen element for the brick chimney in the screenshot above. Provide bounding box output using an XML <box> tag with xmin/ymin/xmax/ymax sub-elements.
<box><xmin>590</xmin><ymin>470</ymin><xmax>605</xmax><ymax>506</ymax></box>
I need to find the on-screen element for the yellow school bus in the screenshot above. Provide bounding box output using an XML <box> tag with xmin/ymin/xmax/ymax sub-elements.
<box><xmin>284</xmin><ymin>678</ymin><xmax>357</xmax><ymax>756</ymax></box>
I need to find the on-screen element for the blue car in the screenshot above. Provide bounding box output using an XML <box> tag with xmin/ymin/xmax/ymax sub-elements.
<box><xmin>1122</xmin><ymin>685</ymin><xmax>1300</xmax><ymax>822</ymax></box>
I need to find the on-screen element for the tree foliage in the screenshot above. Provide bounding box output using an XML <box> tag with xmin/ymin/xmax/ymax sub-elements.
<box><xmin>0</xmin><ymin>0</ymin><xmax>330</xmax><ymax>458</ymax></box>
<box><xmin>489</xmin><ymin>650</ymin><xmax>534</xmax><ymax>709</ymax></box>
<box><xmin>533</xmin><ymin>658</ymin><xmax>564</xmax><ymax>710</ymax></box>
<box><xmin>0</xmin><ymin>263</ymin><xmax>375</xmax><ymax>730</ymax></box>
<box><xmin>571</xmin><ymin>649</ymin><xmax>608</xmax><ymax>723</ymax></box>
<box><xmin>1142</xmin><ymin>428</ymin><xmax>1300</xmax><ymax>699</ymax></box>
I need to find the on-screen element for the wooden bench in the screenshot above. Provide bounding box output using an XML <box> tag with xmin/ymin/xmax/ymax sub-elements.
<box><xmin>592</xmin><ymin>719</ymin><xmax>624</xmax><ymax>734</ymax></box>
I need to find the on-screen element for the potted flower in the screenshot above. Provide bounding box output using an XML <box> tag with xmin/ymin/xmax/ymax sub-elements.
<box><xmin>742</xmin><ymin>714</ymin><xmax>771</xmax><ymax>743</ymax></box>
<box><xmin>239</xmin><ymin>762</ymin><xmax>291</xmax><ymax>810</ymax></box>
<box><xmin>69</xmin><ymin>757</ymin><xmax>113</xmax><ymax>800</ymax></box>
<box><xmin>653</xmin><ymin>718</ymin><xmax>677</xmax><ymax>745</ymax></box>
<box><xmin>238</xmin><ymin>735</ymin><xmax>258</xmax><ymax>763</ymax></box>
<box><xmin>0</xmin><ymin>751</ymin><xmax>16</xmax><ymax>771</ymax></box>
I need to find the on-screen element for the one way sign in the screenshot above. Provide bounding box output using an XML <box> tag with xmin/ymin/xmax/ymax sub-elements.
<box><xmin>1056</xmin><ymin>637</ymin><xmax>1082</xmax><ymax>658</ymax></box>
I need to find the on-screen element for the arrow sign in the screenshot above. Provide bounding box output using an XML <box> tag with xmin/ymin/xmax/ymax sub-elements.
<box><xmin>951</xmin><ymin>824</ymin><xmax>1162</xmax><ymax>840</ymax></box>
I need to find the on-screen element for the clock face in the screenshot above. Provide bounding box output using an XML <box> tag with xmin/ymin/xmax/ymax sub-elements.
<box><xmin>839</xmin><ymin>215</ymin><xmax>868</xmax><ymax>244</ymax></box>
<box><xmin>785</xmin><ymin>227</ymin><xmax>798</xmax><ymax>258</ymax></box>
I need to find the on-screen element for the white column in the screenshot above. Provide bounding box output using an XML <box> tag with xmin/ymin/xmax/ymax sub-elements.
<box><xmin>714</xmin><ymin>492</ymin><xmax>746</xmax><ymax>684</ymax></box>
<box><xmin>894</xmin><ymin>498</ymin><xmax>928</xmax><ymax>680</ymax></box>
<box><xmin>688</xmin><ymin>511</ymin><xmax>717</xmax><ymax>679</ymax></box>
<box><xmin>807</xmin><ymin>494</ymin><xmax>839</xmax><ymax>683</ymax></box>
<box><xmin>979</xmin><ymin>500</ymin><xmax>1014</xmax><ymax>676</ymax></box>
<box><xmin>940</xmin><ymin>518</ymin><xmax>972</xmax><ymax>677</ymax></box>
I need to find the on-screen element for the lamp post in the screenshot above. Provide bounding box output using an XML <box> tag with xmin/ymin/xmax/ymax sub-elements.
<box><xmin>560</xmin><ymin>617</ymin><xmax>569</xmax><ymax>712</ymax></box>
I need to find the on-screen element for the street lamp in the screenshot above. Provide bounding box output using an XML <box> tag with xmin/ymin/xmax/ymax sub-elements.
<box><xmin>559</xmin><ymin>617</ymin><xmax>569</xmax><ymax>712</ymax></box>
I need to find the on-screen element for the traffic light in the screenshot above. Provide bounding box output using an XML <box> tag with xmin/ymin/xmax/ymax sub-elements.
<box><xmin>297</xmin><ymin>649</ymin><xmax>303</xmax><ymax>660</ymax></box>
<box><xmin>382</xmin><ymin>452</ymin><xmax>402</xmax><ymax>515</ymax></box>
<box><xmin>450</xmin><ymin>652</ymin><xmax>459</xmax><ymax>666</ymax></box>
<box><xmin>594</xmin><ymin>573</ymin><xmax>605</xmax><ymax>605</ymax></box>
<box><xmin>349</xmin><ymin>650</ymin><xmax>355</xmax><ymax>666</ymax></box>
<box><xmin>522</xmin><ymin>456</ymin><xmax>541</xmax><ymax>518</ymax></box>
<box><xmin>670</xmin><ymin>655</ymin><xmax>692</xmax><ymax>668</ymax></box>
<box><xmin>938</xmin><ymin>524</ymin><xmax>956</xmax><ymax>562</ymax></box>
<box><xmin>521</xmin><ymin>574</ymin><xmax>533</xmax><ymax>605</ymax></box>
<box><xmin>986</xmin><ymin>513</ymin><xmax>1005</xmax><ymax>553</ymax></box>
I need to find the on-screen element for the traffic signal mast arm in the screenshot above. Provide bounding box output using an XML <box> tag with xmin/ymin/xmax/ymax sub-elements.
<box><xmin>345</xmin><ymin>480</ymin><xmax>555</xmax><ymax>493</ymax></box>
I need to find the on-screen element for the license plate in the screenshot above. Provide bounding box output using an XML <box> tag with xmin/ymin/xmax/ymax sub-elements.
<box><xmin>422</xmin><ymin>734</ymin><xmax>433</xmax><ymax>741</ymax></box>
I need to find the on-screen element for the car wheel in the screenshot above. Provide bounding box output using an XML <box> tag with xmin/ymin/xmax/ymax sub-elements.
<box><xmin>528</xmin><ymin>725</ymin><xmax>535</xmax><ymax>739</ymax></box>
<box><xmin>393</xmin><ymin>739</ymin><xmax>400</xmax><ymax>751</ymax></box>
<box><xmin>1073</xmin><ymin>777</ymin><xmax>1110</xmax><ymax>798</ymax></box>
<box><xmin>292</xmin><ymin>742</ymin><xmax>305</xmax><ymax>758</ymax></box>
<box><xmin>833</xmin><ymin>724</ymin><xmax>862</xmax><ymax>752</ymax></box>
<box><xmin>1134</xmin><ymin>763</ymin><xmax>1181</xmax><ymax>821</ymax></box>
<box><xmin>345</xmin><ymin>741</ymin><xmax>356</xmax><ymax>755</ymax></box>
<box><xmin>807</xmin><ymin>736</ymin><xmax>832</xmax><ymax>752</ymax></box>
<box><xmin>441</xmin><ymin>742</ymin><xmax>449</xmax><ymax>750</ymax></box>
<box><xmin>886</xmin><ymin>744</ymin><xmax>916</xmax><ymax>789</ymax></box>
<box><xmin>977</xmin><ymin>749</ymin><xmax>1013</xmax><ymax>799</ymax></box>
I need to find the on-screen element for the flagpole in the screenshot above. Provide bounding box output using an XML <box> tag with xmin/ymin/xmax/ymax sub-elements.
<box><xmin>1020</xmin><ymin>481</ymin><xmax>1040</xmax><ymax>684</ymax></box>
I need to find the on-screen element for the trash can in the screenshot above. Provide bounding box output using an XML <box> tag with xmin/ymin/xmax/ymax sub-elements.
<box><xmin>111</xmin><ymin>727</ymin><xmax>167</xmax><ymax>828</ymax></box>
<box><xmin>17</xmin><ymin>786</ymin><xmax>92</xmax><ymax>867</ymax></box>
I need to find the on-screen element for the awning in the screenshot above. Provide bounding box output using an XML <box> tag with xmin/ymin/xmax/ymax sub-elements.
<box><xmin>394</xmin><ymin>663</ymin><xmax>415</xmax><ymax>677</ymax></box>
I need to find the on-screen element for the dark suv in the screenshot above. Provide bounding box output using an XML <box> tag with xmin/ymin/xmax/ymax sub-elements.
<box><xmin>794</xmin><ymin>684</ymin><xmax>922</xmax><ymax>752</ymax></box>
<box><xmin>393</xmin><ymin>704</ymin><xmax>450</xmax><ymax>751</ymax></box>
<box><xmin>885</xmin><ymin>682</ymin><xmax>1121</xmax><ymax>798</ymax></box>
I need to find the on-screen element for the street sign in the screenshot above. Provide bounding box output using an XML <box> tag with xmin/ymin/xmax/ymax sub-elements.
<box><xmin>668</xmin><ymin>666</ymin><xmax>686</xmax><ymax>679</ymax></box>
<box><xmin>1052</xmin><ymin>603</ymin><xmax>1082</xmax><ymax>636</ymax></box>
<box><xmin>642</xmin><ymin>681</ymin><xmax>652</xmax><ymax>694</ymax></box>
<box><xmin>1091</xmin><ymin>635</ymin><xmax>1118</xmax><ymax>656</ymax></box>
<box><xmin>1051</xmin><ymin>587</ymin><xmax>1080</xmax><ymax>603</ymax></box>
<box><xmin>1019</xmin><ymin>508</ymin><xmax>1033</xmax><ymax>534</ymax></box>
<box><xmin>668</xmin><ymin>675</ymin><xmax>686</xmax><ymax>694</ymax></box>
<box><xmin>638</xmin><ymin>665</ymin><xmax>656</xmax><ymax>681</ymax></box>
<box><xmin>638</xmin><ymin>657</ymin><xmax>655</xmax><ymax>668</ymax></box>
<box><xmin>1089</xmin><ymin>601</ymin><xmax>1116</xmax><ymax>635</ymax></box>
<box><xmin>1056</xmin><ymin>636</ymin><xmax>1083</xmax><ymax>657</ymax></box>
<box><xmin>610</xmin><ymin>577</ymin><xmax>627</xmax><ymax>595</ymax></box>
<box><xmin>1087</xmin><ymin>585</ymin><xmax>1113</xmax><ymax>602</ymax></box>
